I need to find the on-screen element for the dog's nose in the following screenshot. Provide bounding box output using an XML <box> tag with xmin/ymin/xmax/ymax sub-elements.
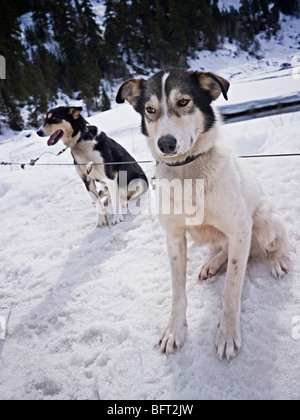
<box><xmin>158</xmin><ymin>135</ymin><xmax>177</xmax><ymax>155</ymax></box>
<box><xmin>37</xmin><ymin>129</ymin><xmax>44</xmax><ymax>137</ymax></box>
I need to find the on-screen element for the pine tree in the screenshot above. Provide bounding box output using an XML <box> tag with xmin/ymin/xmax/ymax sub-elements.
<box><xmin>199</xmin><ymin>0</ymin><xmax>218</xmax><ymax>51</ymax></box>
<box><xmin>0</xmin><ymin>0</ymin><xmax>29</xmax><ymax>129</ymax></box>
<box><xmin>276</xmin><ymin>0</ymin><xmax>300</xmax><ymax>15</ymax></box>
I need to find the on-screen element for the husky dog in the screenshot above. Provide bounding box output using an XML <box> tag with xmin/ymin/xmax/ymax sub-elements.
<box><xmin>117</xmin><ymin>69</ymin><xmax>289</xmax><ymax>360</ymax></box>
<box><xmin>37</xmin><ymin>106</ymin><xmax>148</xmax><ymax>226</ymax></box>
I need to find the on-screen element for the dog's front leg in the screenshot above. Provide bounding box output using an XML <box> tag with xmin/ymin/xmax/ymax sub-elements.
<box><xmin>159</xmin><ymin>231</ymin><xmax>188</xmax><ymax>355</ymax></box>
<box><xmin>215</xmin><ymin>221</ymin><xmax>252</xmax><ymax>360</ymax></box>
<box><xmin>106</xmin><ymin>177</ymin><xmax>124</xmax><ymax>225</ymax></box>
<box><xmin>81</xmin><ymin>176</ymin><xmax>107</xmax><ymax>227</ymax></box>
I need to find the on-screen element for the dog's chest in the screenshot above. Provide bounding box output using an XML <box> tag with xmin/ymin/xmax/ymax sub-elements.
<box><xmin>72</xmin><ymin>140</ymin><xmax>106</xmax><ymax>179</ymax></box>
<box><xmin>155</xmin><ymin>165</ymin><xmax>205</xmax><ymax>227</ymax></box>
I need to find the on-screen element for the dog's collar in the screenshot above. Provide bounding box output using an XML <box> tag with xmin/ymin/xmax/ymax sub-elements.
<box><xmin>77</xmin><ymin>125</ymin><xmax>97</xmax><ymax>143</ymax></box>
<box><xmin>164</xmin><ymin>153</ymin><xmax>202</xmax><ymax>167</ymax></box>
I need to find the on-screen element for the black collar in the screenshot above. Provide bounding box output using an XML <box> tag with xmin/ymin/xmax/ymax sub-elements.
<box><xmin>164</xmin><ymin>153</ymin><xmax>202</xmax><ymax>167</ymax></box>
<box><xmin>77</xmin><ymin>125</ymin><xmax>98</xmax><ymax>143</ymax></box>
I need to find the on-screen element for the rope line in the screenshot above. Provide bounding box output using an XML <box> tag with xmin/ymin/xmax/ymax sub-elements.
<box><xmin>239</xmin><ymin>153</ymin><xmax>300</xmax><ymax>159</ymax></box>
<box><xmin>0</xmin><ymin>160</ymin><xmax>154</xmax><ymax>167</ymax></box>
<box><xmin>1</xmin><ymin>153</ymin><xmax>300</xmax><ymax>169</ymax></box>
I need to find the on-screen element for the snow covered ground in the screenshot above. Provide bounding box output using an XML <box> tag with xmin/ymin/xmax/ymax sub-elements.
<box><xmin>0</xmin><ymin>102</ymin><xmax>299</xmax><ymax>400</ymax></box>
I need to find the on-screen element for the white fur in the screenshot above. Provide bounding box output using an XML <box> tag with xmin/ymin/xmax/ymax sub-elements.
<box><xmin>156</xmin><ymin>127</ymin><xmax>288</xmax><ymax>360</ymax></box>
<box><xmin>118</xmin><ymin>70</ymin><xmax>289</xmax><ymax>360</ymax></box>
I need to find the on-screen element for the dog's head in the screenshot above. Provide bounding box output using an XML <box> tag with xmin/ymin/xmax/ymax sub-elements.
<box><xmin>37</xmin><ymin>106</ymin><xmax>86</xmax><ymax>147</ymax></box>
<box><xmin>116</xmin><ymin>69</ymin><xmax>229</xmax><ymax>162</ymax></box>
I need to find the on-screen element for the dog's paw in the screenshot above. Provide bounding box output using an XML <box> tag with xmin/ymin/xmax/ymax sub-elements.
<box><xmin>198</xmin><ymin>252</ymin><xmax>227</xmax><ymax>281</ymax></box>
<box><xmin>199</xmin><ymin>261</ymin><xmax>219</xmax><ymax>281</ymax></box>
<box><xmin>269</xmin><ymin>259</ymin><xmax>288</xmax><ymax>280</ymax></box>
<box><xmin>159</xmin><ymin>323</ymin><xmax>188</xmax><ymax>356</ymax></box>
<box><xmin>96</xmin><ymin>215</ymin><xmax>107</xmax><ymax>228</ymax></box>
<box><xmin>215</xmin><ymin>323</ymin><xmax>242</xmax><ymax>361</ymax></box>
<box><xmin>112</xmin><ymin>214</ymin><xmax>124</xmax><ymax>225</ymax></box>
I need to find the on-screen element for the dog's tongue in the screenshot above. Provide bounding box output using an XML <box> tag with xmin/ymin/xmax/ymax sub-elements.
<box><xmin>47</xmin><ymin>130</ymin><xmax>60</xmax><ymax>146</ymax></box>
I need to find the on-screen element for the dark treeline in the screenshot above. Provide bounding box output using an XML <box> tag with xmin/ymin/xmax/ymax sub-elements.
<box><xmin>0</xmin><ymin>0</ymin><xmax>299</xmax><ymax>130</ymax></box>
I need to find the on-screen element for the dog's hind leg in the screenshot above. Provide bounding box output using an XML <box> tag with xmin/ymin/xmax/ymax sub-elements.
<box><xmin>126</xmin><ymin>177</ymin><xmax>149</xmax><ymax>214</ymax></box>
<box><xmin>127</xmin><ymin>177</ymin><xmax>149</xmax><ymax>201</ymax></box>
<box><xmin>252</xmin><ymin>198</ymin><xmax>289</xmax><ymax>279</ymax></box>
<box><xmin>105</xmin><ymin>177</ymin><xmax>124</xmax><ymax>225</ymax></box>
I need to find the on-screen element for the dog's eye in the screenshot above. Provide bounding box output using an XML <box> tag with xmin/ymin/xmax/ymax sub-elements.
<box><xmin>178</xmin><ymin>99</ymin><xmax>190</xmax><ymax>107</ymax></box>
<box><xmin>51</xmin><ymin>118</ymin><xmax>61</xmax><ymax>124</ymax></box>
<box><xmin>146</xmin><ymin>106</ymin><xmax>156</xmax><ymax>114</ymax></box>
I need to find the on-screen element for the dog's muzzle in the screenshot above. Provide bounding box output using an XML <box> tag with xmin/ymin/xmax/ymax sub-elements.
<box><xmin>37</xmin><ymin>127</ymin><xmax>63</xmax><ymax>146</ymax></box>
<box><xmin>37</xmin><ymin>128</ymin><xmax>45</xmax><ymax>137</ymax></box>
<box><xmin>158</xmin><ymin>135</ymin><xmax>177</xmax><ymax>155</ymax></box>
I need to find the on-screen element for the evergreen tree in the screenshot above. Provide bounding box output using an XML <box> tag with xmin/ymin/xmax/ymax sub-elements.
<box><xmin>0</xmin><ymin>0</ymin><xmax>29</xmax><ymax>129</ymax></box>
<box><xmin>199</xmin><ymin>0</ymin><xmax>219</xmax><ymax>51</ymax></box>
<box><xmin>0</xmin><ymin>0</ymin><xmax>291</xmax><ymax>130</ymax></box>
<box><xmin>276</xmin><ymin>0</ymin><xmax>300</xmax><ymax>15</ymax></box>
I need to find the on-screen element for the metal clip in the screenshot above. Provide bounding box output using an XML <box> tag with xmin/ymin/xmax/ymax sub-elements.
<box><xmin>29</xmin><ymin>158</ymin><xmax>39</xmax><ymax>167</ymax></box>
<box><xmin>151</xmin><ymin>177</ymin><xmax>157</xmax><ymax>191</ymax></box>
<box><xmin>86</xmin><ymin>161</ymin><xmax>94</xmax><ymax>182</ymax></box>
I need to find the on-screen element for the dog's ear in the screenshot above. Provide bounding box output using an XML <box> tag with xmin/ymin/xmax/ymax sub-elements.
<box><xmin>68</xmin><ymin>107</ymin><xmax>83</xmax><ymax>119</ymax></box>
<box><xmin>116</xmin><ymin>79</ymin><xmax>144</xmax><ymax>110</ymax></box>
<box><xmin>195</xmin><ymin>72</ymin><xmax>230</xmax><ymax>101</ymax></box>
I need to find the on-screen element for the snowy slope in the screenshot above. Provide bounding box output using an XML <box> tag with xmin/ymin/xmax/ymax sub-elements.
<box><xmin>189</xmin><ymin>13</ymin><xmax>300</xmax><ymax>115</ymax></box>
<box><xmin>0</xmin><ymin>104</ymin><xmax>299</xmax><ymax>400</ymax></box>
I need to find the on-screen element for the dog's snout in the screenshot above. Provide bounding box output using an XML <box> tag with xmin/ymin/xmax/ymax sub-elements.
<box><xmin>37</xmin><ymin>128</ymin><xmax>45</xmax><ymax>137</ymax></box>
<box><xmin>158</xmin><ymin>135</ymin><xmax>177</xmax><ymax>155</ymax></box>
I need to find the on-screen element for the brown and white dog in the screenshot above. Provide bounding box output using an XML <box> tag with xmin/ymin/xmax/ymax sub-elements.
<box><xmin>117</xmin><ymin>69</ymin><xmax>289</xmax><ymax>360</ymax></box>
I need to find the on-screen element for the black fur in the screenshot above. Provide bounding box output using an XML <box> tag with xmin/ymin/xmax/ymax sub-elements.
<box><xmin>93</xmin><ymin>131</ymin><xmax>149</xmax><ymax>186</ymax></box>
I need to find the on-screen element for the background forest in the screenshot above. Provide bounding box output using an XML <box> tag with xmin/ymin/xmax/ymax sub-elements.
<box><xmin>0</xmin><ymin>0</ymin><xmax>299</xmax><ymax>130</ymax></box>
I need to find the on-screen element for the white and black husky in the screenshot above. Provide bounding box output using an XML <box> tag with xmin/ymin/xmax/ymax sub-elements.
<box><xmin>117</xmin><ymin>69</ymin><xmax>289</xmax><ymax>360</ymax></box>
<box><xmin>37</xmin><ymin>106</ymin><xmax>148</xmax><ymax>226</ymax></box>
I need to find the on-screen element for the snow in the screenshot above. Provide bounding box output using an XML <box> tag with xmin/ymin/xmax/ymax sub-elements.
<box><xmin>218</xmin><ymin>0</ymin><xmax>241</xmax><ymax>11</ymax></box>
<box><xmin>90</xmin><ymin>0</ymin><xmax>106</xmax><ymax>33</ymax></box>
